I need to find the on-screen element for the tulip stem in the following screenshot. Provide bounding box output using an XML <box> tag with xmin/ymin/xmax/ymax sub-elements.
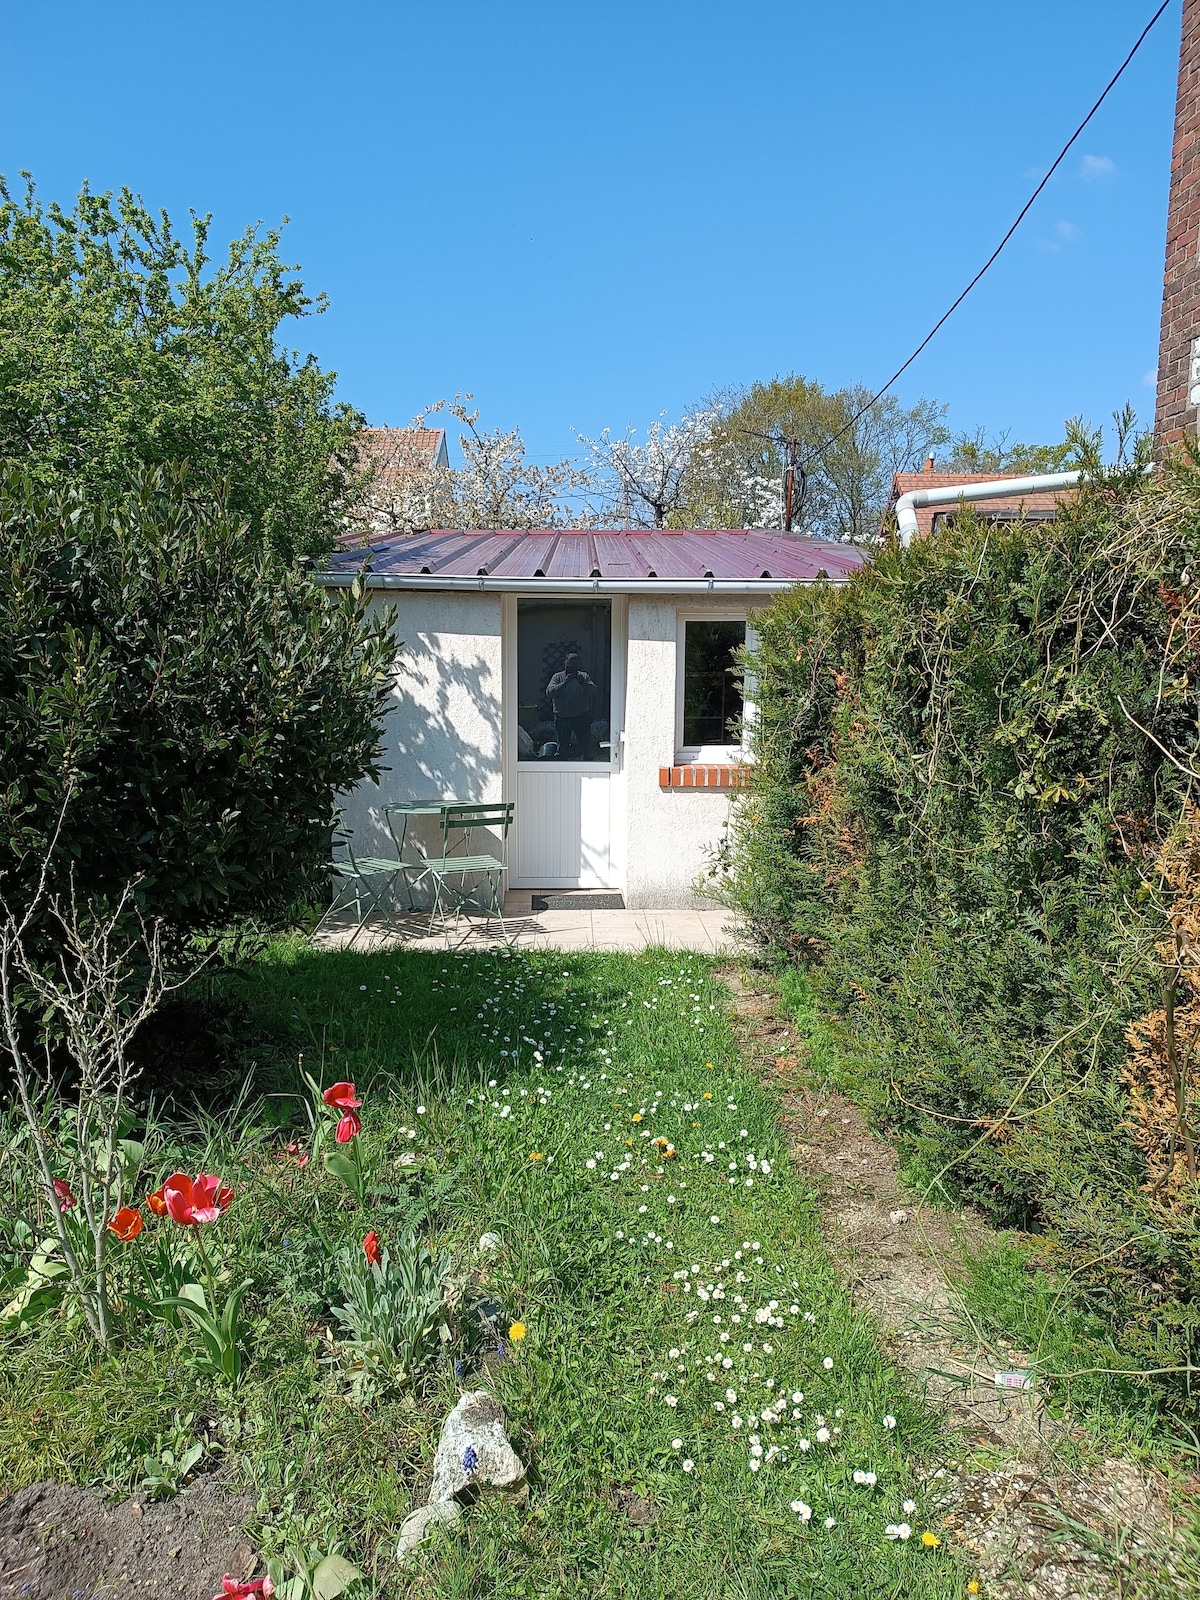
<box><xmin>193</xmin><ymin>1229</ymin><xmax>217</xmax><ymax>1314</ymax></box>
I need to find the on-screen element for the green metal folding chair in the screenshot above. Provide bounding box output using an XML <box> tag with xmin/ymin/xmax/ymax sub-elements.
<box><xmin>422</xmin><ymin>802</ymin><xmax>515</xmax><ymax>945</ymax></box>
<box><xmin>312</xmin><ymin>815</ymin><xmax>406</xmax><ymax>946</ymax></box>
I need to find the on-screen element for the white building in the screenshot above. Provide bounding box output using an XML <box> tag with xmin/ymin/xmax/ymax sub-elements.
<box><xmin>320</xmin><ymin>529</ymin><xmax>863</xmax><ymax>909</ymax></box>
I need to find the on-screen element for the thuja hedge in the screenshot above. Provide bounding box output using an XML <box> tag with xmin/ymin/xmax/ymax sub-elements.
<box><xmin>719</xmin><ymin>459</ymin><xmax>1200</xmax><ymax>1404</ymax></box>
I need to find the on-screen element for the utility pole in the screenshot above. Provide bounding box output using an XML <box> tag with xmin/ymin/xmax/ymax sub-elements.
<box><xmin>736</xmin><ymin>426</ymin><xmax>806</xmax><ymax>531</ymax></box>
<box><xmin>781</xmin><ymin>437</ymin><xmax>804</xmax><ymax>533</ymax></box>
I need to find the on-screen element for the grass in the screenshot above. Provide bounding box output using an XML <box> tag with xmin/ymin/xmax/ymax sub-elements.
<box><xmin>0</xmin><ymin>940</ymin><xmax>974</xmax><ymax>1597</ymax></box>
<box><xmin>773</xmin><ymin>961</ymin><xmax>1196</xmax><ymax>1452</ymax></box>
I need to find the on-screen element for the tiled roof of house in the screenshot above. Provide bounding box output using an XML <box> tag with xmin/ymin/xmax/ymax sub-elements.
<box><xmin>326</xmin><ymin>527</ymin><xmax>866</xmax><ymax>586</ymax></box>
<box><xmin>355</xmin><ymin>427</ymin><xmax>448</xmax><ymax>489</ymax></box>
<box><xmin>885</xmin><ymin>469</ymin><xmax>1072</xmax><ymax>539</ymax></box>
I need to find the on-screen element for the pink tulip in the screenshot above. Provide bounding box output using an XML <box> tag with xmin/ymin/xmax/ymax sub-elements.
<box><xmin>335</xmin><ymin>1109</ymin><xmax>362</xmax><ymax>1144</ymax></box>
<box><xmin>322</xmin><ymin>1081</ymin><xmax>361</xmax><ymax>1109</ymax></box>
<box><xmin>162</xmin><ymin>1172</ymin><xmax>232</xmax><ymax>1226</ymax></box>
<box><xmin>215</xmin><ymin>1577</ymin><xmax>275</xmax><ymax>1600</ymax></box>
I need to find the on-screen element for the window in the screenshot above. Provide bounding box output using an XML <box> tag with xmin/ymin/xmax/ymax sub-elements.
<box><xmin>678</xmin><ymin>617</ymin><xmax>747</xmax><ymax>759</ymax></box>
<box><xmin>516</xmin><ymin>599</ymin><xmax>612</xmax><ymax>764</ymax></box>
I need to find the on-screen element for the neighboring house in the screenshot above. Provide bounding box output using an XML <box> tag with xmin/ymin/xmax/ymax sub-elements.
<box><xmin>882</xmin><ymin>459</ymin><xmax>1073</xmax><ymax>541</ymax></box>
<box><xmin>349</xmin><ymin>426</ymin><xmax>450</xmax><ymax>540</ymax></box>
<box><xmin>319</xmin><ymin>528</ymin><xmax>864</xmax><ymax>909</ymax></box>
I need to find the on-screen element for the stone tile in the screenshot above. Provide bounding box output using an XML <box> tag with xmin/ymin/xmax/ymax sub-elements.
<box><xmin>316</xmin><ymin>905</ymin><xmax>742</xmax><ymax>955</ymax></box>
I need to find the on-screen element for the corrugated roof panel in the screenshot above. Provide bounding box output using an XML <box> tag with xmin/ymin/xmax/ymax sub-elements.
<box><xmin>487</xmin><ymin>534</ymin><xmax>559</xmax><ymax>577</ymax></box>
<box><xmin>543</xmin><ymin>535</ymin><xmax>595</xmax><ymax>579</ymax></box>
<box><xmin>337</xmin><ymin>528</ymin><xmax>866</xmax><ymax>583</ymax></box>
<box><xmin>591</xmin><ymin>534</ymin><xmax>653</xmax><ymax>577</ymax></box>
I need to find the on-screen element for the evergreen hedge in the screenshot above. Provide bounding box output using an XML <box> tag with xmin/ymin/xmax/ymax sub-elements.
<box><xmin>1</xmin><ymin>467</ymin><xmax>395</xmax><ymax>947</ymax></box>
<box><xmin>720</xmin><ymin>457</ymin><xmax>1200</xmax><ymax>1410</ymax></box>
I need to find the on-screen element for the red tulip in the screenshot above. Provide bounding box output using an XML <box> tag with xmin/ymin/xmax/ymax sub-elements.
<box><xmin>146</xmin><ymin>1185</ymin><xmax>168</xmax><ymax>1216</ymax></box>
<box><xmin>215</xmin><ymin>1577</ymin><xmax>275</xmax><ymax>1600</ymax></box>
<box><xmin>363</xmin><ymin>1230</ymin><xmax>381</xmax><ymax>1265</ymax></box>
<box><xmin>322</xmin><ymin>1081</ymin><xmax>361</xmax><ymax>1110</ymax></box>
<box><xmin>163</xmin><ymin>1172</ymin><xmax>232</xmax><ymax>1226</ymax></box>
<box><xmin>52</xmin><ymin>1179</ymin><xmax>76</xmax><ymax>1212</ymax></box>
<box><xmin>108</xmin><ymin>1206</ymin><xmax>143</xmax><ymax>1241</ymax></box>
<box><xmin>335</xmin><ymin>1109</ymin><xmax>361</xmax><ymax>1144</ymax></box>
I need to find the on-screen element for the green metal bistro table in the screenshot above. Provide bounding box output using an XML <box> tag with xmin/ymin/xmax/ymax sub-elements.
<box><xmin>384</xmin><ymin>800</ymin><xmax>515</xmax><ymax>942</ymax></box>
<box><xmin>383</xmin><ymin>801</ymin><xmax>453</xmax><ymax>910</ymax></box>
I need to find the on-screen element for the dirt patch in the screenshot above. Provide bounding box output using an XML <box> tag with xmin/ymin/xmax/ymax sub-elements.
<box><xmin>0</xmin><ymin>1477</ymin><xmax>261</xmax><ymax>1600</ymax></box>
<box><xmin>719</xmin><ymin>962</ymin><xmax>1187</xmax><ymax>1599</ymax></box>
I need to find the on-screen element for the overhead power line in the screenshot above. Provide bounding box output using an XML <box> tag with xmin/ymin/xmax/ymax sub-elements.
<box><xmin>797</xmin><ymin>0</ymin><xmax>1174</xmax><ymax>475</ymax></box>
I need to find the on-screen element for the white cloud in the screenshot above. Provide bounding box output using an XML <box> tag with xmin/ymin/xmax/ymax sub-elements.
<box><xmin>1143</xmin><ymin>368</ymin><xmax>1158</xmax><ymax>388</ymax></box>
<box><xmin>1056</xmin><ymin>220</ymin><xmax>1082</xmax><ymax>242</ymax></box>
<box><xmin>1080</xmin><ymin>154</ymin><xmax>1116</xmax><ymax>179</ymax></box>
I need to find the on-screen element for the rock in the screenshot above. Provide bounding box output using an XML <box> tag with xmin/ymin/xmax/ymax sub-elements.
<box><xmin>889</xmin><ymin>1209</ymin><xmax>908</xmax><ymax>1225</ymax></box>
<box><xmin>429</xmin><ymin>1391</ymin><xmax>525</xmax><ymax>1504</ymax></box>
<box><xmin>396</xmin><ymin>1500</ymin><xmax>461</xmax><ymax>1560</ymax></box>
<box><xmin>478</xmin><ymin>1231</ymin><xmax>502</xmax><ymax>1254</ymax></box>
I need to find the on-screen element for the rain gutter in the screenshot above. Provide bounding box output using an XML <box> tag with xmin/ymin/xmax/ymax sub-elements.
<box><xmin>315</xmin><ymin>573</ymin><xmax>854</xmax><ymax>594</ymax></box>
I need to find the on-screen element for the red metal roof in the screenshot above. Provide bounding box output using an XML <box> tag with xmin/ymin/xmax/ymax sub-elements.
<box><xmin>328</xmin><ymin>528</ymin><xmax>865</xmax><ymax>584</ymax></box>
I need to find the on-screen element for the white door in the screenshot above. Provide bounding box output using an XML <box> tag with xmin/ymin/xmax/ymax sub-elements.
<box><xmin>506</xmin><ymin>596</ymin><xmax>621</xmax><ymax>889</ymax></box>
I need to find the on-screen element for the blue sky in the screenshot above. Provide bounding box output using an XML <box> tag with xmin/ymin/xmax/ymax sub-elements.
<box><xmin>0</xmin><ymin>0</ymin><xmax>1180</xmax><ymax>466</ymax></box>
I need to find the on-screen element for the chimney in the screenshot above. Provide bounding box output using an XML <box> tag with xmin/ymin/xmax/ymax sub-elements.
<box><xmin>923</xmin><ymin>456</ymin><xmax>935</xmax><ymax>473</ymax></box>
<box><xmin>1156</xmin><ymin>0</ymin><xmax>1200</xmax><ymax>444</ymax></box>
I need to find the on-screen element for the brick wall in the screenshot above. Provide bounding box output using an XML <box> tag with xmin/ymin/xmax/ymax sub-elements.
<box><xmin>1157</xmin><ymin>0</ymin><xmax>1200</xmax><ymax>444</ymax></box>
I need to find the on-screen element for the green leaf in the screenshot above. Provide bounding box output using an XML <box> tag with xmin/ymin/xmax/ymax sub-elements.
<box><xmin>311</xmin><ymin>1554</ymin><xmax>361</xmax><ymax>1600</ymax></box>
<box><xmin>322</xmin><ymin>1151</ymin><xmax>362</xmax><ymax>1196</ymax></box>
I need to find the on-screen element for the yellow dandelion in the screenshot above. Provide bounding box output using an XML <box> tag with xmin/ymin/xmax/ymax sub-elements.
<box><xmin>529</xmin><ymin>1151</ymin><xmax>543</xmax><ymax>1161</ymax></box>
<box><xmin>625</xmin><ymin>1138</ymin><xmax>633</xmax><ymax>1147</ymax></box>
<box><xmin>705</xmin><ymin>1061</ymin><xmax>714</xmax><ymax>1069</ymax></box>
<box><xmin>508</xmin><ymin>1321</ymin><xmax>527</xmax><ymax>1341</ymax></box>
<box><xmin>921</xmin><ymin>1531</ymin><xmax>940</xmax><ymax>1548</ymax></box>
<box><xmin>967</xmin><ymin>1583</ymin><xmax>980</xmax><ymax>1595</ymax></box>
<box><xmin>632</xmin><ymin>1112</ymin><xmax>642</xmax><ymax>1123</ymax></box>
<box><xmin>702</xmin><ymin>1091</ymin><xmax>713</xmax><ymax>1099</ymax></box>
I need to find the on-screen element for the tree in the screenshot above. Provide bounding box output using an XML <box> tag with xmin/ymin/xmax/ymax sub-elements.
<box><xmin>355</xmin><ymin>397</ymin><xmax>590</xmax><ymax>535</ymax></box>
<box><xmin>581</xmin><ymin>378</ymin><xmax>951</xmax><ymax>541</ymax></box>
<box><xmin>0</xmin><ymin>175</ymin><xmax>361</xmax><ymax>560</ymax></box>
<box><xmin>0</xmin><ymin>467</ymin><xmax>395</xmax><ymax>949</ymax></box>
<box><xmin>941</xmin><ymin>427</ymin><xmax>1075</xmax><ymax>475</ymax></box>
<box><xmin>578</xmin><ymin>410</ymin><xmax>721</xmax><ymax>528</ymax></box>
<box><xmin>695</xmin><ymin>377</ymin><xmax>951</xmax><ymax>542</ymax></box>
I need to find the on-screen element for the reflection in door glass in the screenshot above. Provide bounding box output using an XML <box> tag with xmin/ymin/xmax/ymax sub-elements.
<box><xmin>517</xmin><ymin>600</ymin><xmax>612</xmax><ymax>763</ymax></box>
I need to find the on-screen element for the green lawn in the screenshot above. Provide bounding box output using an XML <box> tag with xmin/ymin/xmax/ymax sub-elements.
<box><xmin>1</xmin><ymin>941</ymin><xmax>972</xmax><ymax>1597</ymax></box>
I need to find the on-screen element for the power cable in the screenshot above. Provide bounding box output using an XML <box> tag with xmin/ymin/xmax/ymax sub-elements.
<box><xmin>796</xmin><ymin>0</ymin><xmax>1174</xmax><ymax>475</ymax></box>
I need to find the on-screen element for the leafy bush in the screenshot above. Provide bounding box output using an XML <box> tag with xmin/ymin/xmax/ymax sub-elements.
<box><xmin>720</xmin><ymin>448</ymin><xmax>1200</xmax><ymax>1411</ymax></box>
<box><xmin>0</xmin><ymin>175</ymin><xmax>361</xmax><ymax>560</ymax></box>
<box><xmin>0</xmin><ymin>467</ymin><xmax>394</xmax><ymax>944</ymax></box>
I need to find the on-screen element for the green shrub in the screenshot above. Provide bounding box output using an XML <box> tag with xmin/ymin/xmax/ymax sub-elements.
<box><xmin>0</xmin><ymin>467</ymin><xmax>395</xmax><ymax>943</ymax></box>
<box><xmin>0</xmin><ymin>175</ymin><xmax>361</xmax><ymax>561</ymax></box>
<box><xmin>720</xmin><ymin>451</ymin><xmax>1200</xmax><ymax>1412</ymax></box>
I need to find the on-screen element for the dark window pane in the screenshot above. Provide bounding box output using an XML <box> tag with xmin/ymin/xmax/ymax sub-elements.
<box><xmin>517</xmin><ymin>600</ymin><xmax>612</xmax><ymax>763</ymax></box>
<box><xmin>683</xmin><ymin>620</ymin><xmax>745</xmax><ymax>747</ymax></box>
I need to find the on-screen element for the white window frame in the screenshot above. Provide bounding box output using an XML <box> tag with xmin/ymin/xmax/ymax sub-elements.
<box><xmin>674</xmin><ymin>612</ymin><xmax>757</xmax><ymax>765</ymax></box>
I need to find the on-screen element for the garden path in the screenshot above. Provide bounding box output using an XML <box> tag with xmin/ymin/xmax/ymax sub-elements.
<box><xmin>723</xmin><ymin>963</ymin><xmax>1184</xmax><ymax>1600</ymax></box>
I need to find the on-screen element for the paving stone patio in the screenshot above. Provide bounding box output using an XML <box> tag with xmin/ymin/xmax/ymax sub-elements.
<box><xmin>315</xmin><ymin>891</ymin><xmax>741</xmax><ymax>954</ymax></box>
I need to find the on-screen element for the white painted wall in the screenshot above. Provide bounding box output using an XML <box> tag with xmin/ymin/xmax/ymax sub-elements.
<box><xmin>337</xmin><ymin>590</ymin><xmax>503</xmax><ymax>867</ymax></box>
<box><xmin>336</xmin><ymin>586</ymin><xmax>763</xmax><ymax>910</ymax></box>
<box><xmin>622</xmin><ymin>596</ymin><xmax>744</xmax><ymax>910</ymax></box>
